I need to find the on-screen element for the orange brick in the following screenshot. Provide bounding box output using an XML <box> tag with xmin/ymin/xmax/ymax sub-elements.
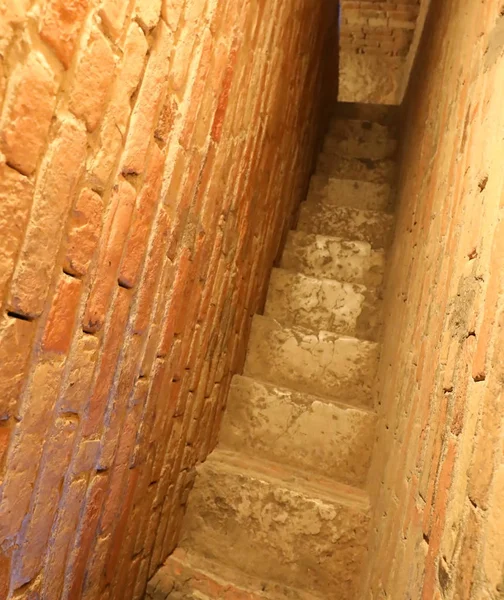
<box><xmin>41</xmin><ymin>274</ymin><xmax>82</xmax><ymax>354</ymax></box>
<box><xmin>69</xmin><ymin>25</ymin><xmax>116</xmax><ymax>132</ymax></box>
<box><xmin>64</xmin><ymin>188</ymin><xmax>104</xmax><ymax>276</ymax></box>
<box><xmin>40</xmin><ymin>478</ymin><xmax>87</xmax><ymax>600</ymax></box>
<box><xmin>65</xmin><ymin>474</ymin><xmax>108</xmax><ymax>599</ymax></box>
<box><xmin>121</xmin><ymin>20</ymin><xmax>172</xmax><ymax>175</ymax></box>
<box><xmin>8</xmin><ymin>117</ymin><xmax>86</xmax><ymax>318</ymax></box>
<box><xmin>99</xmin><ymin>0</ymin><xmax>131</xmax><ymax>39</ymax></box>
<box><xmin>0</xmin><ymin>163</ymin><xmax>33</xmax><ymax>303</ymax></box>
<box><xmin>119</xmin><ymin>145</ymin><xmax>165</xmax><ymax>288</ymax></box>
<box><xmin>212</xmin><ymin>37</ymin><xmax>240</xmax><ymax>142</ymax></box>
<box><xmin>59</xmin><ymin>331</ymin><xmax>100</xmax><ymax>414</ymax></box>
<box><xmin>157</xmin><ymin>247</ymin><xmax>192</xmax><ymax>357</ymax></box>
<box><xmin>83</xmin><ymin>287</ymin><xmax>131</xmax><ymax>436</ymax></box>
<box><xmin>13</xmin><ymin>416</ymin><xmax>78</xmax><ymax>588</ymax></box>
<box><xmin>135</xmin><ymin>0</ymin><xmax>162</xmax><ymax>29</ymax></box>
<box><xmin>0</xmin><ymin>314</ymin><xmax>35</xmax><ymax>420</ymax></box>
<box><xmin>83</xmin><ymin>180</ymin><xmax>136</xmax><ymax>333</ymax></box>
<box><xmin>132</xmin><ymin>206</ymin><xmax>171</xmax><ymax>334</ymax></box>
<box><xmin>89</xmin><ymin>22</ymin><xmax>148</xmax><ymax>189</ymax></box>
<box><xmin>39</xmin><ymin>0</ymin><xmax>90</xmax><ymax>68</ymax></box>
<box><xmin>0</xmin><ymin>51</ymin><xmax>58</xmax><ymax>175</ymax></box>
<box><xmin>0</xmin><ymin>356</ymin><xmax>65</xmax><ymax>541</ymax></box>
<box><xmin>162</xmin><ymin>0</ymin><xmax>184</xmax><ymax>31</ymax></box>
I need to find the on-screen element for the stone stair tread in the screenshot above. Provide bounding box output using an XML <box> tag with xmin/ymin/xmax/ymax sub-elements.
<box><xmin>316</xmin><ymin>154</ymin><xmax>396</xmax><ymax>183</ymax></box>
<box><xmin>328</xmin><ymin>117</ymin><xmax>397</xmax><ymax>139</ymax></box>
<box><xmin>307</xmin><ymin>175</ymin><xmax>393</xmax><ymax>212</ymax></box>
<box><xmin>323</xmin><ymin>120</ymin><xmax>398</xmax><ymax>160</ymax></box>
<box><xmin>244</xmin><ymin>314</ymin><xmax>379</xmax><ymax>409</ymax></box>
<box><xmin>220</xmin><ymin>374</ymin><xmax>376</xmax><ymax>487</ymax></box>
<box><xmin>204</xmin><ymin>448</ymin><xmax>371</xmax><ymax>511</ymax></box>
<box><xmin>264</xmin><ymin>268</ymin><xmax>382</xmax><ymax>341</ymax></box>
<box><xmin>148</xmin><ymin>548</ymin><xmax>323</xmax><ymax>600</ymax></box>
<box><xmin>281</xmin><ymin>230</ymin><xmax>385</xmax><ymax>287</ymax></box>
<box><xmin>297</xmin><ymin>203</ymin><xmax>394</xmax><ymax>249</ymax></box>
<box><xmin>179</xmin><ymin>449</ymin><xmax>370</xmax><ymax>598</ymax></box>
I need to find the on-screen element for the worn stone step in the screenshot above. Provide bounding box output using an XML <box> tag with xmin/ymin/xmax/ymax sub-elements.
<box><xmin>146</xmin><ymin>548</ymin><xmax>322</xmax><ymax>600</ymax></box>
<box><xmin>179</xmin><ymin>449</ymin><xmax>370</xmax><ymax>599</ymax></box>
<box><xmin>297</xmin><ymin>203</ymin><xmax>394</xmax><ymax>250</ymax></box>
<box><xmin>244</xmin><ymin>315</ymin><xmax>379</xmax><ymax>409</ymax></box>
<box><xmin>324</xmin><ymin>119</ymin><xmax>397</xmax><ymax>160</ymax></box>
<box><xmin>316</xmin><ymin>154</ymin><xmax>396</xmax><ymax>183</ymax></box>
<box><xmin>220</xmin><ymin>375</ymin><xmax>377</xmax><ymax>487</ymax></box>
<box><xmin>281</xmin><ymin>231</ymin><xmax>385</xmax><ymax>288</ymax></box>
<box><xmin>264</xmin><ymin>268</ymin><xmax>382</xmax><ymax>341</ymax></box>
<box><xmin>333</xmin><ymin>102</ymin><xmax>399</xmax><ymax>127</ymax></box>
<box><xmin>307</xmin><ymin>175</ymin><xmax>393</xmax><ymax>212</ymax></box>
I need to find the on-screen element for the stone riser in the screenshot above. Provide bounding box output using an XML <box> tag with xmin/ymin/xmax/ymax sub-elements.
<box><xmin>179</xmin><ymin>450</ymin><xmax>370</xmax><ymax>600</ymax></box>
<box><xmin>297</xmin><ymin>204</ymin><xmax>394</xmax><ymax>249</ymax></box>
<box><xmin>220</xmin><ymin>375</ymin><xmax>377</xmax><ymax>487</ymax></box>
<box><xmin>244</xmin><ymin>315</ymin><xmax>379</xmax><ymax>409</ymax></box>
<box><xmin>308</xmin><ymin>176</ymin><xmax>393</xmax><ymax>212</ymax></box>
<box><xmin>281</xmin><ymin>231</ymin><xmax>385</xmax><ymax>288</ymax></box>
<box><xmin>316</xmin><ymin>154</ymin><xmax>396</xmax><ymax>183</ymax></box>
<box><xmin>264</xmin><ymin>268</ymin><xmax>382</xmax><ymax>342</ymax></box>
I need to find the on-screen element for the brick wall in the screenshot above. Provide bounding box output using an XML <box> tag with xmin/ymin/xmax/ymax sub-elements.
<box><xmin>364</xmin><ymin>1</ymin><xmax>504</xmax><ymax>598</ymax></box>
<box><xmin>338</xmin><ymin>0</ymin><xmax>420</xmax><ymax>104</ymax></box>
<box><xmin>0</xmin><ymin>1</ymin><xmax>337</xmax><ymax>598</ymax></box>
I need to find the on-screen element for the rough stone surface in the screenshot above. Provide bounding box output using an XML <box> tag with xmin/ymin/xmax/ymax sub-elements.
<box><xmin>220</xmin><ymin>375</ymin><xmax>376</xmax><ymax>487</ymax></box>
<box><xmin>145</xmin><ymin>549</ymin><xmax>322</xmax><ymax>600</ymax></box>
<box><xmin>244</xmin><ymin>315</ymin><xmax>379</xmax><ymax>408</ymax></box>
<box><xmin>324</xmin><ymin>119</ymin><xmax>398</xmax><ymax>160</ymax></box>
<box><xmin>264</xmin><ymin>268</ymin><xmax>382</xmax><ymax>341</ymax></box>
<box><xmin>281</xmin><ymin>231</ymin><xmax>385</xmax><ymax>287</ymax></box>
<box><xmin>317</xmin><ymin>153</ymin><xmax>396</xmax><ymax>183</ymax></box>
<box><xmin>308</xmin><ymin>175</ymin><xmax>393</xmax><ymax>212</ymax></box>
<box><xmin>180</xmin><ymin>449</ymin><xmax>370</xmax><ymax>599</ymax></box>
<box><xmin>298</xmin><ymin>203</ymin><xmax>394</xmax><ymax>249</ymax></box>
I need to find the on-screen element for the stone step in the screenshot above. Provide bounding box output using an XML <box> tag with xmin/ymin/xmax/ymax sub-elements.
<box><xmin>297</xmin><ymin>203</ymin><xmax>394</xmax><ymax>250</ymax></box>
<box><xmin>146</xmin><ymin>548</ymin><xmax>322</xmax><ymax>600</ymax></box>
<box><xmin>324</xmin><ymin>119</ymin><xmax>397</xmax><ymax>160</ymax></box>
<box><xmin>316</xmin><ymin>154</ymin><xmax>396</xmax><ymax>183</ymax></box>
<box><xmin>264</xmin><ymin>268</ymin><xmax>382</xmax><ymax>341</ymax></box>
<box><xmin>307</xmin><ymin>175</ymin><xmax>393</xmax><ymax>212</ymax></box>
<box><xmin>281</xmin><ymin>231</ymin><xmax>385</xmax><ymax>288</ymax></box>
<box><xmin>333</xmin><ymin>102</ymin><xmax>399</xmax><ymax>127</ymax></box>
<box><xmin>179</xmin><ymin>449</ymin><xmax>370</xmax><ymax>599</ymax></box>
<box><xmin>220</xmin><ymin>375</ymin><xmax>377</xmax><ymax>487</ymax></box>
<box><xmin>243</xmin><ymin>315</ymin><xmax>379</xmax><ymax>409</ymax></box>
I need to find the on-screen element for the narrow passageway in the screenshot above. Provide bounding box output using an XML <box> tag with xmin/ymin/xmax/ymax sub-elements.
<box><xmin>1</xmin><ymin>0</ymin><xmax>503</xmax><ymax>599</ymax></box>
<box><xmin>146</xmin><ymin>105</ymin><xmax>399</xmax><ymax>599</ymax></box>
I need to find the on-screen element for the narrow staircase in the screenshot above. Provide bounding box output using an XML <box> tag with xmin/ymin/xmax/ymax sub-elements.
<box><xmin>146</xmin><ymin>106</ymin><xmax>398</xmax><ymax>600</ymax></box>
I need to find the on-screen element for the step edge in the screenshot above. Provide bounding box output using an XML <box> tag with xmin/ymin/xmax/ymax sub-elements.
<box><xmin>230</xmin><ymin>373</ymin><xmax>378</xmax><ymax>417</ymax></box>
<box><xmin>267</xmin><ymin>266</ymin><xmax>370</xmax><ymax>293</ymax></box>
<box><xmin>204</xmin><ymin>447</ymin><xmax>372</xmax><ymax>512</ymax></box>
<box><xmin>251</xmin><ymin>313</ymin><xmax>381</xmax><ymax>349</ymax></box>
<box><xmin>284</xmin><ymin>229</ymin><xmax>387</xmax><ymax>258</ymax></box>
<box><xmin>155</xmin><ymin>549</ymin><xmax>325</xmax><ymax>600</ymax></box>
<box><xmin>298</xmin><ymin>201</ymin><xmax>396</xmax><ymax>221</ymax></box>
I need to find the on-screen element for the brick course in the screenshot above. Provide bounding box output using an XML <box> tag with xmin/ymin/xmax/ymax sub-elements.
<box><xmin>364</xmin><ymin>1</ymin><xmax>504</xmax><ymax>598</ymax></box>
<box><xmin>0</xmin><ymin>1</ymin><xmax>336</xmax><ymax>598</ymax></box>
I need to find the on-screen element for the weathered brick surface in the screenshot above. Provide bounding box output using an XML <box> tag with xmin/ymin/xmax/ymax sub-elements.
<box><xmin>364</xmin><ymin>1</ymin><xmax>504</xmax><ymax>598</ymax></box>
<box><xmin>0</xmin><ymin>1</ymin><xmax>336</xmax><ymax>598</ymax></box>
